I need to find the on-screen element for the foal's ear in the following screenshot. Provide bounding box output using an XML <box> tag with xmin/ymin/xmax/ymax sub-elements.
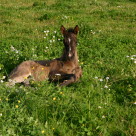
<box><xmin>60</xmin><ymin>25</ymin><xmax>66</xmax><ymax>35</ymax></box>
<box><xmin>74</xmin><ymin>25</ymin><xmax>79</xmax><ymax>35</ymax></box>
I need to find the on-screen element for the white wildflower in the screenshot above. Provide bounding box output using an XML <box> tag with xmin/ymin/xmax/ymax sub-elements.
<box><xmin>131</xmin><ymin>58</ymin><xmax>134</xmax><ymax>60</ymax></box>
<box><xmin>16</xmin><ymin>50</ymin><xmax>19</xmax><ymax>53</ymax></box>
<box><xmin>98</xmin><ymin>106</ymin><xmax>102</xmax><ymax>109</ymax></box>
<box><xmin>53</xmin><ymin>36</ymin><xmax>55</xmax><ymax>38</ymax></box>
<box><xmin>0</xmin><ymin>113</ymin><xmax>2</xmax><ymax>116</ymax></box>
<box><xmin>102</xmin><ymin>115</ymin><xmax>105</xmax><ymax>118</ymax></box>
<box><xmin>134</xmin><ymin>60</ymin><xmax>136</xmax><ymax>64</ymax></box>
<box><xmin>54</xmin><ymin>31</ymin><xmax>57</xmax><ymax>33</ymax></box>
<box><xmin>104</xmin><ymin>85</ymin><xmax>108</xmax><ymax>88</ymax></box>
<box><xmin>46</xmin><ymin>47</ymin><xmax>48</xmax><ymax>49</ymax></box>
<box><xmin>10</xmin><ymin>45</ymin><xmax>15</xmax><ymax>51</ymax></box>
<box><xmin>44</xmin><ymin>37</ymin><xmax>46</xmax><ymax>39</ymax></box>
<box><xmin>2</xmin><ymin>76</ymin><xmax>6</xmax><ymax>79</ymax></box>
<box><xmin>126</xmin><ymin>56</ymin><xmax>129</xmax><ymax>58</ymax></box>
<box><xmin>0</xmin><ymin>80</ymin><xmax>3</xmax><ymax>83</ymax></box>
<box><xmin>99</xmin><ymin>79</ymin><xmax>103</xmax><ymax>82</ymax></box>
<box><xmin>133</xmin><ymin>102</ymin><xmax>136</xmax><ymax>104</ymax></box>
<box><xmin>132</xmin><ymin>55</ymin><xmax>136</xmax><ymax>57</ymax></box>
<box><xmin>95</xmin><ymin>76</ymin><xmax>98</xmax><ymax>79</ymax></box>
<box><xmin>106</xmin><ymin>77</ymin><xmax>109</xmax><ymax>80</ymax></box>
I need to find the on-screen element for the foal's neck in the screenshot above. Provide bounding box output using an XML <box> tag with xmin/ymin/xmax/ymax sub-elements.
<box><xmin>61</xmin><ymin>50</ymin><xmax>79</xmax><ymax>66</ymax></box>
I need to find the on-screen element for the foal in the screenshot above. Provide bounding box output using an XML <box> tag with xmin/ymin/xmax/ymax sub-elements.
<box><xmin>8</xmin><ymin>25</ymin><xmax>82</xmax><ymax>86</ymax></box>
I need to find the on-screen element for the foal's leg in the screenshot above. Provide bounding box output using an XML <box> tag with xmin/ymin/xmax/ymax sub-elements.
<box><xmin>60</xmin><ymin>74</ymin><xmax>76</xmax><ymax>86</ymax></box>
<box><xmin>60</xmin><ymin>67</ymin><xmax>82</xmax><ymax>87</ymax></box>
<box><xmin>8</xmin><ymin>61</ymin><xmax>34</xmax><ymax>86</ymax></box>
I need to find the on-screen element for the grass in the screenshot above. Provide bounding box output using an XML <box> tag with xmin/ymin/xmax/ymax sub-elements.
<box><xmin>0</xmin><ymin>0</ymin><xmax>136</xmax><ymax>135</ymax></box>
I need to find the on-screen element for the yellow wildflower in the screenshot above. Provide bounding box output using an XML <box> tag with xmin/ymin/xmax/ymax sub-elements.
<box><xmin>41</xmin><ymin>67</ymin><xmax>44</xmax><ymax>70</ymax></box>
<box><xmin>32</xmin><ymin>67</ymin><xmax>35</xmax><ymax>69</ymax></box>
<box><xmin>60</xmin><ymin>92</ymin><xmax>63</xmax><ymax>95</ymax></box>
<box><xmin>6</xmin><ymin>98</ymin><xmax>9</xmax><ymax>101</ymax></box>
<box><xmin>15</xmin><ymin>105</ymin><xmax>19</xmax><ymax>108</ymax></box>
<box><xmin>53</xmin><ymin>97</ymin><xmax>56</xmax><ymax>101</ymax></box>
<box><xmin>18</xmin><ymin>100</ymin><xmax>21</xmax><ymax>103</ymax></box>
<box><xmin>24</xmin><ymin>77</ymin><xmax>27</xmax><ymax>79</ymax></box>
<box><xmin>41</xmin><ymin>130</ymin><xmax>45</xmax><ymax>134</ymax></box>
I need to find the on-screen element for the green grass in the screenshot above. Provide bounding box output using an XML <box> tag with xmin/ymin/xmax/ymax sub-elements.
<box><xmin>0</xmin><ymin>0</ymin><xmax>136</xmax><ymax>135</ymax></box>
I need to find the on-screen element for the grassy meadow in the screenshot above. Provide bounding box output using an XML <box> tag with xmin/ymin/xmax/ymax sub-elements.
<box><xmin>0</xmin><ymin>0</ymin><xmax>136</xmax><ymax>135</ymax></box>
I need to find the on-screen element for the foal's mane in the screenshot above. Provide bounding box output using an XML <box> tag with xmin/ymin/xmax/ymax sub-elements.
<box><xmin>67</xmin><ymin>28</ymin><xmax>75</xmax><ymax>33</ymax></box>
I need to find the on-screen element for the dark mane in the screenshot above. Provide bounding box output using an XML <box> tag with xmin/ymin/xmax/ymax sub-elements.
<box><xmin>67</xmin><ymin>28</ymin><xmax>75</xmax><ymax>33</ymax></box>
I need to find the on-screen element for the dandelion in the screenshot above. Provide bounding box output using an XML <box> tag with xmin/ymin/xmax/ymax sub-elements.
<box><xmin>52</xmin><ymin>128</ymin><xmax>55</xmax><ymax>130</ymax></box>
<box><xmin>41</xmin><ymin>130</ymin><xmax>45</xmax><ymax>134</ymax></box>
<box><xmin>6</xmin><ymin>98</ymin><xmax>8</xmax><ymax>101</ymax></box>
<box><xmin>32</xmin><ymin>67</ymin><xmax>35</xmax><ymax>69</ymax></box>
<box><xmin>15</xmin><ymin>105</ymin><xmax>19</xmax><ymax>108</ymax></box>
<box><xmin>60</xmin><ymin>91</ymin><xmax>63</xmax><ymax>94</ymax></box>
<box><xmin>24</xmin><ymin>77</ymin><xmax>27</xmax><ymax>80</ymax></box>
<box><xmin>53</xmin><ymin>97</ymin><xmax>56</xmax><ymax>101</ymax></box>
<box><xmin>41</xmin><ymin>68</ymin><xmax>44</xmax><ymax>70</ymax></box>
<box><xmin>18</xmin><ymin>100</ymin><xmax>21</xmax><ymax>103</ymax></box>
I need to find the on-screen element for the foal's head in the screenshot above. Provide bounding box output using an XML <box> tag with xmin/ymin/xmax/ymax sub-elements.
<box><xmin>61</xmin><ymin>25</ymin><xmax>79</xmax><ymax>60</ymax></box>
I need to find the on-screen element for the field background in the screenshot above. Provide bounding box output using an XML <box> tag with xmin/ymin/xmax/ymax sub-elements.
<box><xmin>0</xmin><ymin>0</ymin><xmax>136</xmax><ymax>135</ymax></box>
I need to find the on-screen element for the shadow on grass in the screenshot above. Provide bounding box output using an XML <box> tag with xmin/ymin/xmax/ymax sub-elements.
<box><xmin>111</xmin><ymin>78</ymin><xmax>136</xmax><ymax>105</ymax></box>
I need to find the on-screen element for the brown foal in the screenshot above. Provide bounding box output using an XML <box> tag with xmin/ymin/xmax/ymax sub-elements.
<box><xmin>8</xmin><ymin>25</ymin><xmax>82</xmax><ymax>86</ymax></box>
